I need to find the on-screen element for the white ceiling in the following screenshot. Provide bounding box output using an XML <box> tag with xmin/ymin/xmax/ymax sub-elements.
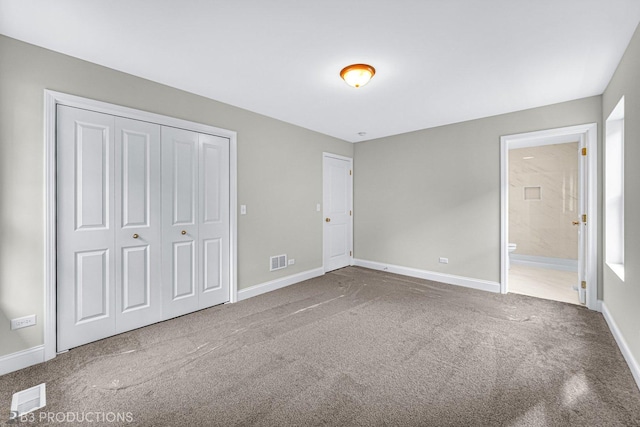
<box><xmin>1</xmin><ymin>1</ymin><xmax>639</xmax><ymax>142</ymax></box>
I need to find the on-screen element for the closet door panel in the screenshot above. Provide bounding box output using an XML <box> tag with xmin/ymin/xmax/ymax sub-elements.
<box><xmin>203</xmin><ymin>238</ymin><xmax>222</xmax><ymax>292</ymax></box>
<box><xmin>162</xmin><ymin>127</ymin><xmax>199</xmax><ymax>319</ymax></box>
<box><xmin>57</xmin><ymin>106</ymin><xmax>116</xmax><ymax>352</ymax></box>
<box><xmin>202</xmin><ymin>142</ymin><xmax>222</xmax><ymax>223</ymax></box>
<box><xmin>115</xmin><ymin>117</ymin><xmax>161</xmax><ymax>333</ymax></box>
<box><xmin>75</xmin><ymin>249</ymin><xmax>110</xmax><ymax>322</ymax></box>
<box><xmin>198</xmin><ymin>133</ymin><xmax>230</xmax><ymax>308</ymax></box>
<box><xmin>173</xmin><ymin>141</ymin><xmax>196</xmax><ymax>224</ymax></box>
<box><xmin>121</xmin><ymin>246</ymin><xmax>149</xmax><ymax>310</ymax></box>
<box><xmin>173</xmin><ymin>241</ymin><xmax>196</xmax><ymax>299</ymax></box>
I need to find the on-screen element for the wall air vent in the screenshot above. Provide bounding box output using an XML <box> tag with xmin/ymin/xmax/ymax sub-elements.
<box><xmin>270</xmin><ymin>254</ymin><xmax>287</xmax><ymax>271</ymax></box>
<box><xmin>11</xmin><ymin>383</ymin><xmax>46</xmax><ymax>418</ymax></box>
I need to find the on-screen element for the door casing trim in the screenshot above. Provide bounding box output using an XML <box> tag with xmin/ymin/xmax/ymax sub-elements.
<box><xmin>44</xmin><ymin>90</ymin><xmax>238</xmax><ymax>360</ymax></box>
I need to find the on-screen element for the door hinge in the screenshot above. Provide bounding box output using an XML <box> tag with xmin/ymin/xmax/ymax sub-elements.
<box><xmin>349</xmin><ymin>210</ymin><xmax>352</xmax><ymax>216</ymax></box>
<box><xmin>350</xmin><ymin>251</ymin><xmax>352</xmax><ymax>256</ymax></box>
<box><xmin>581</xmin><ymin>281</ymin><xmax>586</xmax><ymax>289</ymax></box>
<box><xmin>582</xmin><ymin>214</ymin><xmax>587</xmax><ymax>223</ymax></box>
<box><xmin>349</xmin><ymin>169</ymin><xmax>352</xmax><ymax>176</ymax></box>
<box><xmin>581</xmin><ymin>147</ymin><xmax>587</xmax><ymax>156</ymax></box>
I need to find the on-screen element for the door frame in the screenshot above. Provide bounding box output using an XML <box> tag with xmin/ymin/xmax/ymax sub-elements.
<box><xmin>500</xmin><ymin>123</ymin><xmax>598</xmax><ymax>310</ymax></box>
<box><xmin>43</xmin><ymin>90</ymin><xmax>238</xmax><ymax>360</ymax></box>
<box><xmin>322</xmin><ymin>152</ymin><xmax>353</xmax><ymax>272</ymax></box>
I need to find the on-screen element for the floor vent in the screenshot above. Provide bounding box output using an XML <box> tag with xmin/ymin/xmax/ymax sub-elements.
<box><xmin>270</xmin><ymin>254</ymin><xmax>287</xmax><ymax>271</ymax></box>
<box><xmin>11</xmin><ymin>383</ymin><xmax>46</xmax><ymax>418</ymax></box>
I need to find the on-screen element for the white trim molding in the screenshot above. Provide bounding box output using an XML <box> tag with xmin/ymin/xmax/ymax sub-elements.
<box><xmin>500</xmin><ymin>123</ymin><xmax>598</xmax><ymax>310</ymax></box>
<box><xmin>602</xmin><ymin>303</ymin><xmax>640</xmax><ymax>391</ymax></box>
<box><xmin>237</xmin><ymin>268</ymin><xmax>325</xmax><ymax>301</ymax></box>
<box><xmin>353</xmin><ymin>259</ymin><xmax>500</xmax><ymax>293</ymax></box>
<box><xmin>44</xmin><ymin>90</ymin><xmax>238</xmax><ymax>364</ymax></box>
<box><xmin>0</xmin><ymin>346</ymin><xmax>45</xmax><ymax>376</ymax></box>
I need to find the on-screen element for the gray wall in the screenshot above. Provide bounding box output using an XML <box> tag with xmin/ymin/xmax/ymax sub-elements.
<box><xmin>0</xmin><ymin>35</ymin><xmax>353</xmax><ymax>357</ymax></box>
<box><xmin>354</xmin><ymin>97</ymin><xmax>601</xmax><ymax>283</ymax></box>
<box><xmin>602</xmin><ymin>23</ymin><xmax>640</xmax><ymax>368</ymax></box>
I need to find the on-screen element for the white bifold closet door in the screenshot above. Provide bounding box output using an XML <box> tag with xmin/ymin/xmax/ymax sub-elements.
<box><xmin>57</xmin><ymin>107</ymin><xmax>116</xmax><ymax>351</ymax></box>
<box><xmin>115</xmin><ymin>117</ymin><xmax>162</xmax><ymax>333</ymax></box>
<box><xmin>161</xmin><ymin>127</ymin><xmax>230</xmax><ymax>319</ymax></box>
<box><xmin>57</xmin><ymin>106</ymin><xmax>229</xmax><ymax>352</ymax></box>
<box><xmin>57</xmin><ymin>106</ymin><xmax>162</xmax><ymax>351</ymax></box>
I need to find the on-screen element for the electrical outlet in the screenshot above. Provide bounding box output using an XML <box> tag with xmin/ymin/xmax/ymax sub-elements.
<box><xmin>288</xmin><ymin>259</ymin><xmax>295</xmax><ymax>265</ymax></box>
<box><xmin>11</xmin><ymin>315</ymin><xmax>36</xmax><ymax>330</ymax></box>
<box><xmin>439</xmin><ymin>257</ymin><xmax>449</xmax><ymax>264</ymax></box>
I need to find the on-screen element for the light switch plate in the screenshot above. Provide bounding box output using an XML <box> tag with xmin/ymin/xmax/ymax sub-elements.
<box><xmin>240</xmin><ymin>205</ymin><xmax>247</xmax><ymax>215</ymax></box>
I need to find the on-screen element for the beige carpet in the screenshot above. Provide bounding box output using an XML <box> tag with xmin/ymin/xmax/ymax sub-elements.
<box><xmin>1</xmin><ymin>266</ymin><xmax>639</xmax><ymax>426</ymax></box>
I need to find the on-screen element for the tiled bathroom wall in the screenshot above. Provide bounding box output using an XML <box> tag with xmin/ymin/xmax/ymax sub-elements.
<box><xmin>509</xmin><ymin>142</ymin><xmax>579</xmax><ymax>260</ymax></box>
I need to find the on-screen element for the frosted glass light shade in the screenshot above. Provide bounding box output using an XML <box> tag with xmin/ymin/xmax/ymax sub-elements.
<box><xmin>340</xmin><ymin>64</ymin><xmax>376</xmax><ymax>88</ymax></box>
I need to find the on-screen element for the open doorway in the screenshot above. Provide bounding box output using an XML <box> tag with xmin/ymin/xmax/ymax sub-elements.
<box><xmin>508</xmin><ymin>142</ymin><xmax>580</xmax><ymax>304</ymax></box>
<box><xmin>500</xmin><ymin>124</ymin><xmax>598</xmax><ymax>310</ymax></box>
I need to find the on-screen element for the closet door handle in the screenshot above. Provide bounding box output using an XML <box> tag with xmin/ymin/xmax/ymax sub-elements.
<box><xmin>181</xmin><ymin>230</ymin><xmax>187</xmax><ymax>235</ymax></box>
<box><xmin>133</xmin><ymin>234</ymin><xmax>139</xmax><ymax>239</ymax></box>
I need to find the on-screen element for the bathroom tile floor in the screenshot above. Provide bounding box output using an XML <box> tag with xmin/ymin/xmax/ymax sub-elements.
<box><xmin>509</xmin><ymin>263</ymin><xmax>581</xmax><ymax>305</ymax></box>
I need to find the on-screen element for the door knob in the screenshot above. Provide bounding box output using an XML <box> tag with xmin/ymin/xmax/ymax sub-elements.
<box><xmin>133</xmin><ymin>234</ymin><xmax>139</xmax><ymax>239</ymax></box>
<box><xmin>181</xmin><ymin>230</ymin><xmax>187</xmax><ymax>235</ymax></box>
<box><xmin>572</xmin><ymin>221</ymin><xmax>580</xmax><ymax>226</ymax></box>
<box><xmin>325</xmin><ymin>218</ymin><xmax>331</xmax><ymax>222</ymax></box>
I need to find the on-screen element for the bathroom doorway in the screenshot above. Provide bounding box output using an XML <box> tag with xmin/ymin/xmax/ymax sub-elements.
<box><xmin>500</xmin><ymin>124</ymin><xmax>598</xmax><ymax>310</ymax></box>
<box><xmin>509</xmin><ymin>141</ymin><xmax>580</xmax><ymax>304</ymax></box>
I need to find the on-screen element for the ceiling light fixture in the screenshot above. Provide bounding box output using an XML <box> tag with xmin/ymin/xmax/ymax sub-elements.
<box><xmin>340</xmin><ymin>64</ymin><xmax>376</xmax><ymax>88</ymax></box>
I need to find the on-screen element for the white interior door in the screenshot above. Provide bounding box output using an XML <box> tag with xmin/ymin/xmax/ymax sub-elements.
<box><xmin>323</xmin><ymin>154</ymin><xmax>353</xmax><ymax>272</ymax></box>
<box><xmin>162</xmin><ymin>127</ymin><xmax>199</xmax><ymax>319</ymax></box>
<box><xmin>577</xmin><ymin>139</ymin><xmax>587</xmax><ymax>304</ymax></box>
<box><xmin>198</xmin><ymin>133</ymin><xmax>230</xmax><ymax>308</ymax></box>
<box><xmin>114</xmin><ymin>117</ymin><xmax>162</xmax><ymax>332</ymax></box>
<box><xmin>57</xmin><ymin>106</ymin><xmax>116</xmax><ymax>351</ymax></box>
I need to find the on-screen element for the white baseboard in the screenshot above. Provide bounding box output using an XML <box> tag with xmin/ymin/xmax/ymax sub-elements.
<box><xmin>353</xmin><ymin>259</ymin><xmax>500</xmax><ymax>293</ymax></box>
<box><xmin>237</xmin><ymin>267</ymin><xmax>325</xmax><ymax>301</ymax></box>
<box><xmin>602</xmin><ymin>302</ymin><xmax>640</xmax><ymax>391</ymax></box>
<box><xmin>510</xmin><ymin>254</ymin><xmax>578</xmax><ymax>272</ymax></box>
<box><xmin>0</xmin><ymin>345</ymin><xmax>45</xmax><ymax>376</ymax></box>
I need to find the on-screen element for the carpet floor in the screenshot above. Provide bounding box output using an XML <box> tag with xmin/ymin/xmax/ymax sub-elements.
<box><xmin>1</xmin><ymin>266</ymin><xmax>639</xmax><ymax>426</ymax></box>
